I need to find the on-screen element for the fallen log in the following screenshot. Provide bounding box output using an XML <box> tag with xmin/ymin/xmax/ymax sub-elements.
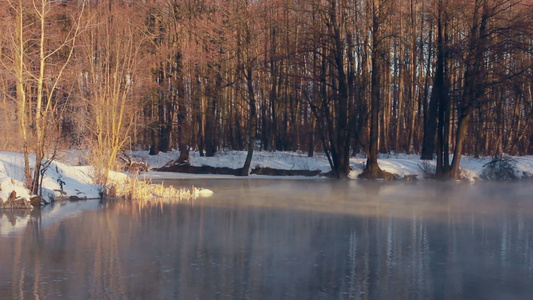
<box><xmin>157</xmin><ymin>164</ymin><xmax>243</xmax><ymax>176</ymax></box>
<box><xmin>250</xmin><ymin>166</ymin><xmax>321</xmax><ymax>177</ymax></box>
<box><xmin>157</xmin><ymin>164</ymin><xmax>323</xmax><ymax>177</ymax></box>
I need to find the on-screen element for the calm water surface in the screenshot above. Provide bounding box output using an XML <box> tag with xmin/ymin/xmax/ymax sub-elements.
<box><xmin>1</xmin><ymin>180</ymin><xmax>533</xmax><ymax>299</ymax></box>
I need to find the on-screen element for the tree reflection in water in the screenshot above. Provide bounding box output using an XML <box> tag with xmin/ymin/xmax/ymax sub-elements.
<box><xmin>1</xmin><ymin>181</ymin><xmax>533</xmax><ymax>299</ymax></box>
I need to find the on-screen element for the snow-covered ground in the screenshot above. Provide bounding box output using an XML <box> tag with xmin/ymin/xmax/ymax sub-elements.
<box><xmin>0</xmin><ymin>151</ymin><xmax>128</xmax><ymax>207</ymax></box>
<box><xmin>132</xmin><ymin>150</ymin><xmax>533</xmax><ymax>181</ymax></box>
<box><xmin>1</xmin><ymin>150</ymin><xmax>533</xmax><ymax>209</ymax></box>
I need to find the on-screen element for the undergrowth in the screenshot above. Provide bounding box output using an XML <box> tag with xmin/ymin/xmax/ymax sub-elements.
<box><xmin>480</xmin><ymin>156</ymin><xmax>518</xmax><ymax>181</ymax></box>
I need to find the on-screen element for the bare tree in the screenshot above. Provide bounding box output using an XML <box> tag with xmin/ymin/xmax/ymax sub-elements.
<box><xmin>359</xmin><ymin>0</ymin><xmax>392</xmax><ymax>179</ymax></box>
<box><xmin>78</xmin><ymin>0</ymin><xmax>147</xmax><ymax>187</ymax></box>
<box><xmin>450</xmin><ymin>0</ymin><xmax>531</xmax><ymax>178</ymax></box>
<box><xmin>6</xmin><ymin>0</ymin><xmax>84</xmax><ymax>194</ymax></box>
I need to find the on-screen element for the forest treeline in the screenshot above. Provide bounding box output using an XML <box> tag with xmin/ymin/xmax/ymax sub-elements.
<box><xmin>0</xmin><ymin>0</ymin><xmax>532</xmax><ymax>187</ymax></box>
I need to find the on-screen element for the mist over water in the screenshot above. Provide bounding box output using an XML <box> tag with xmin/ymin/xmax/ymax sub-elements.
<box><xmin>1</xmin><ymin>180</ymin><xmax>533</xmax><ymax>299</ymax></box>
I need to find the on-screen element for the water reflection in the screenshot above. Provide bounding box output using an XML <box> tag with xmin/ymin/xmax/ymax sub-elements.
<box><xmin>1</xmin><ymin>181</ymin><xmax>533</xmax><ymax>299</ymax></box>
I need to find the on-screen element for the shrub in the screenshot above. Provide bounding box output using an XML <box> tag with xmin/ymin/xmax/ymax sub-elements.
<box><xmin>480</xmin><ymin>156</ymin><xmax>518</xmax><ymax>181</ymax></box>
<box><xmin>418</xmin><ymin>161</ymin><xmax>436</xmax><ymax>179</ymax></box>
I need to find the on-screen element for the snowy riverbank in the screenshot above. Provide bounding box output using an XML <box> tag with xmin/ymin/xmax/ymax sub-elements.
<box><xmin>0</xmin><ymin>151</ymin><xmax>128</xmax><ymax>207</ymax></box>
<box><xmin>2</xmin><ymin>150</ymin><xmax>533</xmax><ymax>208</ymax></box>
<box><xmin>132</xmin><ymin>150</ymin><xmax>533</xmax><ymax>181</ymax></box>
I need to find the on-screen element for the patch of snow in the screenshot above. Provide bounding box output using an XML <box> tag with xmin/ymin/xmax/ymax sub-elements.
<box><xmin>134</xmin><ymin>150</ymin><xmax>533</xmax><ymax>182</ymax></box>
<box><xmin>129</xmin><ymin>151</ymin><xmax>181</xmax><ymax>170</ymax></box>
<box><xmin>514</xmin><ymin>156</ymin><xmax>533</xmax><ymax>178</ymax></box>
<box><xmin>0</xmin><ymin>175</ymin><xmax>32</xmax><ymax>201</ymax></box>
<box><xmin>193</xmin><ymin>187</ymin><xmax>214</xmax><ymax>197</ymax></box>
<box><xmin>0</xmin><ymin>151</ymin><xmax>129</xmax><ymax>205</ymax></box>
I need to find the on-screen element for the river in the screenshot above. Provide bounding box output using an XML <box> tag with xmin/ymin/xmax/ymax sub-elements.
<box><xmin>1</xmin><ymin>179</ymin><xmax>533</xmax><ymax>299</ymax></box>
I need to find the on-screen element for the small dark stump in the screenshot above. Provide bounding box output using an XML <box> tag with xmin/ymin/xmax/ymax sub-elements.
<box><xmin>30</xmin><ymin>195</ymin><xmax>41</xmax><ymax>206</ymax></box>
<box><xmin>7</xmin><ymin>191</ymin><xmax>17</xmax><ymax>202</ymax></box>
<box><xmin>69</xmin><ymin>195</ymin><xmax>86</xmax><ymax>201</ymax></box>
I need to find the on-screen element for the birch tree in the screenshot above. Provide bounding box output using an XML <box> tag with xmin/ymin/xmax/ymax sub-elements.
<box><xmin>7</xmin><ymin>0</ymin><xmax>84</xmax><ymax>195</ymax></box>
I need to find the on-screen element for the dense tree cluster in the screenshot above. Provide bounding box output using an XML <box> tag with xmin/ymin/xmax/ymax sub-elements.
<box><xmin>0</xmin><ymin>0</ymin><xmax>532</xmax><ymax>184</ymax></box>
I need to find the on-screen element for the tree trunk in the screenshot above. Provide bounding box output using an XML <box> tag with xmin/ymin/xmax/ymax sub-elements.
<box><xmin>451</xmin><ymin>0</ymin><xmax>489</xmax><ymax>179</ymax></box>
<box><xmin>450</xmin><ymin>111</ymin><xmax>471</xmax><ymax>178</ymax></box>
<box><xmin>241</xmin><ymin>66</ymin><xmax>257</xmax><ymax>176</ymax></box>
<box><xmin>205</xmin><ymin>69</ymin><xmax>219</xmax><ymax>157</ymax></box>
<box><xmin>421</xmin><ymin>6</ymin><xmax>447</xmax><ymax>168</ymax></box>
<box><xmin>149</xmin><ymin>124</ymin><xmax>160</xmax><ymax>155</ymax></box>
<box><xmin>159</xmin><ymin>124</ymin><xmax>171</xmax><ymax>152</ymax></box>
<box><xmin>360</xmin><ymin>1</ymin><xmax>385</xmax><ymax>179</ymax></box>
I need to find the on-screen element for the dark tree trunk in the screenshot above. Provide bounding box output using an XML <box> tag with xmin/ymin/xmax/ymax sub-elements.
<box><xmin>194</xmin><ymin>73</ymin><xmax>204</xmax><ymax>156</ymax></box>
<box><xmin>241</xmin><ymin>66</ymin><xmax>257</xmax><ymax>176</ymax></box>
<box><xmin>31</xmin><ymin>151</ymin><xmax>43</xmax><ymax>195</ymax></box>
<box><xmin>420</xmin><ymin>67</ymin><xmax>441</xmax><ymax>160</ymax></box>
<box><xmin>436</xmin><ymin>17</ymin><xmax>451</xmax><ymax>178</ymax></box>
<box><xmin>205</xmin><ymin>68</ymin><xmax>219</xmax><ymax>157</ymax></box>
<box><xmin>177</xmin><ymin>99</ymin><xmax>187</xmax><ymax>154</ymax></box>
<box><xmin>421</xmin><ymin>31</ymin><xmax>442</xmax><ymax>160</ymax></box>
<box><xmin>322</xmin><ymin>0</ymin><xmax>351</xmax><ymax>179</ymax></box>
<box><xmin>159</xmin><ymin>125</ymin><xmax>171</xmax><ymax>152</ymax></box>
<box><xmin>360</xmin><ymin>5</ymin><xmax>385</xmax><ymax>179</ymax></box>
<box><xmin>451</xmin><ymin>1</ymin><xmax>488</xmax><ymax>179</ymax></box>
<box><xmin>149</xmin><ymin>125</ymin><xmax>160</xmax><ymax>155</ymax></box>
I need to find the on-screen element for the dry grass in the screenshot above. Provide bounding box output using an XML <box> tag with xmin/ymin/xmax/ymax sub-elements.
<box><xmin>109</xmin><ymin>178</ymin><xmax>197</xmax><ymax>204</ymax></box>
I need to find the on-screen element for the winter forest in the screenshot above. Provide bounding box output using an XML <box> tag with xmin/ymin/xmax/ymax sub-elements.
<box><xmin>0</xmin><ymin>0</ymin><xmax>532</xmax><ymax>185</ymax></box>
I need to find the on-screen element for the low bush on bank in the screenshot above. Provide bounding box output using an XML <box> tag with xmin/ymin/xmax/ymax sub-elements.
<box><xmin>480</xmin><ymin>156</ymin><xmax>519</xmax><ymax>181</ymax></box>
